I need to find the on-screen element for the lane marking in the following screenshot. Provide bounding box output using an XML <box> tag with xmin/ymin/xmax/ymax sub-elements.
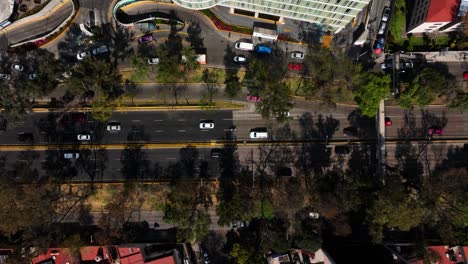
<box><xmin>166</xmin><ymin>157</ymin><xmax>176</xmax><ymax>160</ymax></box>
<box><xmin>222</xmin><ymin>118</ymin><xmax>233</xmax><ymax>120</ymax></box>
<box><xmin>178</xmin><ymin>130</ymin><xmax>186</xmax><ymax>132</ymax></box>
<box><xmin>154</xmin><ymin>119</ymin><xmax>163</xmax><ymax>122</ymax></box>
<box><xmin>177</xmin><ymin>119</ymin><xmax>186</xmax><ymax>122</ymax></box>
<box><xmin>155</xmin><ymin>130</ymin><xmax>164</xmax><ymax>133</ymax></box>
<box><xmin>132</xmin><ymin>120</ymin><xmax>141</xmax><ymax>122</ymax></box>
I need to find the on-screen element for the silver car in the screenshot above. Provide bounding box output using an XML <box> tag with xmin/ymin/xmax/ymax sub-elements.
<box><xmin>148</xmin><ymin>58</ymin><xmax>160</xmax><ymax>65</ymax></box>
<box><xmin>107</xmin><ymin>122</ymin><xmax>121</xmax><ymax>132</ymax></box>
<box><xmin>290</xmin><ymin>51</ymin><xmax>305</xmax><ymax>59</ymax></box>
<box><xmin>77</xmin><ymin>134</ymin><xmax>91</xmax><ymax>141</ymax></box>
<box><xmin>64</xmin><ymin>152</ymin><xmax>80</xmax><ymax>159</ymax></box>
<box><xmin>77</xmin><ymin>51</ymin><xmax>91</xmax><ymax>60</ymax></box>
<box><xmin>199</xmin><ymin>120</ymin><xmax>214</xmax><ymax>129</ymax></box>
<box><xmin>11</xmin><ymin>64</ymin><xmax>24</xmax><ymax>71</ymax></box>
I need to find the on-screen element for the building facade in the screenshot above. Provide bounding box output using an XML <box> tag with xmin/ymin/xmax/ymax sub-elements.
<box><xmin>171</xmin><ymin>0</ymin><xmax>370</xmax><ymax>33</ymax></box>
<box><xmin>407</xmin><ymin>0</ymin><xmax>462</xmax><ymax>34</ymax></box>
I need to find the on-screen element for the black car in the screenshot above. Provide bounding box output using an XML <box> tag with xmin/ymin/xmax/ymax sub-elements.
<box><xmin>343</xmin><ymin>127</ymin><xmax>359</xmax><ymax>137</ymax></box>
<box><xmin>276</xmin><ymin>166</ymin><xmax>292</xmax><ymax>177</ymax></box>
<box><xmin>18</xmin><ymin>132</ymin><xmax>34</xmax><ymax>142</ymax></box>
<box><xmin>335</xmin><ymin>145</ymin><xmax>351</xmax><ymax>155</ymax></box>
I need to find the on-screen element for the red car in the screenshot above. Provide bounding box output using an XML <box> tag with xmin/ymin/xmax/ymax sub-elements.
<box><xmin>247</xmin><ymin>95</ymin><xmax>261</xmax><ymax>102</ymax></box>
<box><xmin>138</xmin><ymin>34</ymin><xmax>153</xmax><ymax>44</ymax></box>
<box><xmin>463</xmin><ymin>71</ymin><xmax>468</xmax><ymax>80</ymax></box>
<box><xmin>428</xmin><ymin>126</ymin><xmax>444</xmax><ymax>135</ymax></box>
<box><xmin>288</xmin><ymin>63</ymin><xmax>303</xmax><ymax>71</ymax></box>
<box><xmin>384</xmin><ymin>117</ymin><xmax>392</xmax><ymax>126</ymax></box>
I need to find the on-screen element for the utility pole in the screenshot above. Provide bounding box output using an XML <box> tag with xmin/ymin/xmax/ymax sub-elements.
<box><xmin>251</xmin><ymin>148</ymin><xmax>254</xmax><ymax>188</ymax></box>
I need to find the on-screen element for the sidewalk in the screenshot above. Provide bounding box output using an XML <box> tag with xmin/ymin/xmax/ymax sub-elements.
<box><xmin>376</xmin><ymin>50</ymin><xmax>468</xmax><ymax>64</ymax></box>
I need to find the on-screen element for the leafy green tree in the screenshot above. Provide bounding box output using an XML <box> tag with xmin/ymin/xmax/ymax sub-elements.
<box><xmin>399</xmin><ymin>68</ymin><xmax>445</xmax><ymax>108</ymax></box>
<box><xmin>201</xmin><ymin>69</ymin><xmax>219</xmax><ymax>105</ymax></box>
<box><xmin>90</xmin><ymin>95</ymin><xmax>116</xmax><ymax>122</ymax></box>
<box><xmin>230</xmin><ymin>243</ymin><xmax>264</xmax><ymax>264</ymax></box>
<box><xmin>163</xmin><ymin>181</ymin><xmax>212</xmax><ymax>242</ymax></box>
<box><xmin>224</xmin><ymin>71</ymin><xmax>241</xmax><ymax>99</ymax></box>
<box><xmin>367</xmin><ymin>179</ymin><xmax>427</xmax><ymax>242</ymax></box>
<box><xmin>256</xmin><ymin>82</ymin><xmax>293</xmax><ymax>120</ymax></box>
<box><xmin>353</xmin><ymin>73</ymin><xmax>391</xmax><ymax>117</ymax></box>
<box><xmin>181</xmin><ymin>46</ymin><xmax>200</xmax><ymax>73</ymax></box>
<box><xmin>130</xmin><ymin>56</ymin><xmax>150</xmax><ymax>82</ymax></box>
<box><xmin>448</xmin><ymin>92</ymin><xmax>468</xmax><ymax>109</ymax></box>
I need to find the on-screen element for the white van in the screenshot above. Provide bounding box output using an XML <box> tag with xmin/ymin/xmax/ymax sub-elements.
<box><xmin>235</xmin><ymin>42</ymin><xmax>254</xmax><ymax>51</ymax></box>
<box><xmin>250</xmin><ymin>128</ymin><xmax>268</xmax><ymax>139</ymax></box>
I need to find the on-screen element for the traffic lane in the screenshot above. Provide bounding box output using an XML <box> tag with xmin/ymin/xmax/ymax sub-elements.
<box><xmin>104</xmin><ymin>110</ymin><xmax>235</xmax><ymax>143</ymax></box>
<box><xmin>385</xmin><ymin>106</ymin><xmax>467</xmax><ymax>138</ymax></box>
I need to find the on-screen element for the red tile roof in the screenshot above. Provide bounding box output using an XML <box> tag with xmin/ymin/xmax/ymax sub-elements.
<box><xmin>118</xmin><ymin>247</ymin><xmax>144</xmax><ymax>264</ymax></box>
<box><xmin>146</xmin><ymin>255</ymin><xmax>176</xmax><ymax>264</ymax></box>
<box><xmin>426</xmin><ymin>0</ymin><xmax>460</xmax><ymax>22</ymax></box>
<box><xmin>31</xmin><ymin>248</ymin><xmax>73</xmax><ymax>264</ymax></box>
<box><xmin>80</xmin><ymin>246</ymin><xmax>112</xmax><ymax>263</ymax></box>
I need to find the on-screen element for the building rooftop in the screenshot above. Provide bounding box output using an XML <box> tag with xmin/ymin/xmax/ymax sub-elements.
<box><xmin>31</xmin><ymin>248</ymin><xmax>74</xmax><ymax>264</ymax></box>
<box><xmin>426</xmin><ymin>0</ymin><xmax>460</xmax><ymax>22</ymax></box>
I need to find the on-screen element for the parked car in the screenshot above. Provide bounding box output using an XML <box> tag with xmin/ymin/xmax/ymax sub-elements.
<box><xmin>382</xmin><ymin>7</ymin><xmax>391</xmax><ymax>22</ymax></box>
<box><xmin>381</xmin><ymin>61</ymin><xmax>393</xmax><ymax>70</ymax></box>
<box><xmin>246</xmin><ymin>95</ymin><xmax>261</xmax><ymax>102</ymax></box>
<box><xmin>18</xmin><ymin>132</ymin><xmax>34</xmax><ymax>142</ymax></box>
<box><xmin>107</xmin><ymin>122</ymin><xmax>121</xmax><ymax>132</ymax></box>
<box><xmin>231</xmin><ymin>220</ymin><xmax>249</xmax><ymax>229</ymax></box>
<box><xmin>148</xmin><ymin>58</ymin><xmax>160</xmax><ymax>65</ymax></box>
<box><xmin>464</xmin><ymin>71</ymin><xmax>468</xmax><ymax>80</ymax></box>
<box><xmin>71</xmin><ymin>112</ymin><xmax>87</xmax><ymax>123</ymax></box>
<box><xmin>29</xmin><ymin>73</ymin><xmax>38</xmax><ymax>80</ymax></box>
<box><xmin>202</xmin><ymin>251</ymin><xmax>210</xmax><ymax>264</ymax></box>
<box><xmin>0</xmin><ymin>74</ymin><xmax>10</xmax><ymax>80</ymax></box>
<box><xmin>276</xmin><ymin>166</ymin><xmax>292</xmax><ymax>177</ymax></box>
<box><xmin>138</xmin><ymin>34</ymin><xmax>153</xmax><ymax>44</ymax></box>
<box><xmin>233</xmin><ymin>55</ymin><xmax>247</xmax><ymax>63</ymax></box>
<box><xmin>400</xmin><ymin>61</ymin><xmax>414</xmax><ymax>69</ymax></box>
<box><xmin>290</xmin><ymin>51</ymin><xmax>305</xmax><ymax>59</ymax></box>
<box><xmin>11</xmin><ymin>64</ymin><xmax>24</xmax><ymax>71</ymax></box>
<box><xmin>385</xmin><ymin>117</ymin><xmax>392</xmax><ymax>126</ymax></box>
<box><xmin>428</xmin><ymin>126</ymin><xmax>444</xmax><ymax>135</ymax></box>
<box><xmin>77</xmin><ymin>134</ymin><xmax>91</xmax><ymax>141</ymax></box>
<box><xmin>234</xmin><ymin>41</ymin><xmax>254</xmax><ymax>51</ymax></box>
<box><xmin>288</xmin><ymin>63</ymin><xmax>303</xmax><ymax>71</ymax></box>
<box><xmin>255</xmin><ymin>45</ymin><xmax>272</xmax><ymax>54</ymax></box>
<box><xmin>77</xmin><ymin>51</ymin><xmax>90</xmax><ymax>60</ymax></box>
<box><xmin>92</xmin><ymin>45</ymin><xmax>109</xmax><ymax>55</ymax></box>
<box><xmin>335</xmin><ymin>145</ymin><xmax>351</xmax><ymax>155</ymax></box>
<box><xmin>64</xmin><ymin>152</ymin><xmax>80</xmax><ymax>159</ymax></box>
<box><xmin>378</xmin><ymin>22</ymin><xmax>387</xmax><ymax>35</ymax></box>
<box><xmin>343</xmin><ymin>127</ymin><xmax>359</xmax><ymax>137</ymax></box>
<box><xmin>200</xmin><ymin>120</ymin><xmax>214</xmax><ymax>129</ymax></box>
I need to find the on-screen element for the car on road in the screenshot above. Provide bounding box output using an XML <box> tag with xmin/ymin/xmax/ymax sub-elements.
<box><xmin>64</xmin><ymin>152</ymin><xmax>80</xmax><ymax>159</ymax></box>
<box><xmin>210</xmin><ymin>148</ymin><xmax>221</xmax><ymax>158</ymax></box>
<box><xmin>335</xmin><ymin>145</ymin><xmax>351</xmax><ymax>155</ymax></box>
<box><xmin>138</xmin><ymin>34</ymin><xmax>153</xmax><ymax>44</ymax></box>
<box><xmin>18</xmin><ymin>132</ymin><xmax>34</xmax><ymax>142</ymax></box>
<box><xmin>231</xmin><ymin>220</ymin><xmax>248</xmax><ymax>229</ymax></box>
<box><xmin>246</xmin><ymin>95</ymin><xmax>261</xmax><ymax>102</ymax></box>
<box><xmin>234</xmin><ymin>41</ymin><xmax>254</xmax><ymax>51</ymax></box>
<box><xmin>428</xmin><ymin>126</ymin><xmax>444</xmax><ymax>135</ymax></box>
<box><xmin>288</xmin><ymin>63</ymin><xmax>303</xmax><ymax>71</ymax></box>
<box><xmin>343</xmin><ymin>127</ymin><xmax>359</xmax><ymax>137</ymax></box>
<box><xmin>0</xmin><ymin>74</ymin><xmax>10</xmax><ymax>80</ymax></box>
<box><xmin>382</xmin><ymin>7</ymin><xmax>391</xmax><ymax>22</ymax></box>
<box><xmin>29</xmin><ymin>73</ymin><xmax>38</xmax><ymax>80</ymax></box>
<box><xmin>385</xmin><ymin>117</ymin><xmax>392</xmax><ymax>126</ymax></box>
<box><xmin>77</xmin><ymin>134</ymin><xmax>91</xmax><ymax>141</ymax></box>
<box><xmin>400</xmin><ymin>60</ymin><xmax>414</xmax><ymax>69</ymax></box>
<box><xmin>233</xmin><ymin>55</ymin><xmax>247</xmax><ymax>63</ymax></box>
<box><xmin>11</xmin><ymin>64</ymin><xmax>24</xmax><ymax>71</ymax></box>
<box><xmin>148</xmin><ymin>58</ymin><xmax>160</xmax><ymax>65</ymax></box>
<box><xmin>92</xmin><ymin>45</ymin><xmax>109</xmax><ymax>56</ymax></box>
<box><xmin>77</xmin><ymin>51</ymin><xmax>90</xmax><ymax>60</ymax></box>
<box><xmin>290</xmin><ymin>51</ymin><xmax>305</xmax><ymax>59</ymax></box>
<box><xmin>200</xmin><ymin>120</ymin><xmax>214</xmax><ymax>129</ymax></box>
<box><xmin>107</xmin><ymin>122</ymin><xmax>121</xmax><ymax>132</ymax></box>
<box><xmin>381</xmin><ymin>61</ymin><xmax>393</xmax><ymax>70</ymax></box>
<box><xmin>464</xmin><ymin>71</ymin><xmax>468</xmax><ymax>80</ymax></box>
<box><xmin>378</xmin><ymin>22</ymin><xmax>387</xmax><ymax>35</ymax></box>
<box><xmin>202</xmin><ymin>251</ymin><xmax>210</xmax><ymax>264</ymax></box>
<box><xmin>250</xmin><ymin>128</ymin><xmax>268</xmax><ymax>139</ymax></box>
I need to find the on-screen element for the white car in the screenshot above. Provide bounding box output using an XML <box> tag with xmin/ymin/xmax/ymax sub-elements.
<box><xmin>107</xmin><ymin>122</ymin><xmax>121</xmax><ymax>131</ymax></box>
<box><xmin>11</xmin><ymin>64</ymin><xmax>24</xmax><ymax>71</ymax></box>
<box><xmin>290</xmin><ymin>51</ymin><xmax>305</xmax><ymax>59</ymax></box>
<box><xmin>148</xmin><ymin>58</ymin><xmax>160</xmax><ymax>65</ymax></box>
<box><xmin>64</xmin><ymin>152</ymin><xmax>80</xmax><ymax>159</ymax></box>
<box><xmin>378</xmin><ymin>22</ymin><xmax>387</xmax><ymax>35</ymax></box>
<box><xmin>77</xmin><ymin>134</ymin><xmax>91</xmax><ymax>141</ymax></box>
<box><xmin>77</xmin><ymin>51</ymin><xmax>90</xmax><ymax>60</ymax></box>
<box><xmin>249</xmin><ymin>128</ymin><xmax>268</xmax><ymax>139</ymax></box>
<box><xmin>382</xmin><ymin>7</ymin><xmax>391</xmax><ymax>22</ymax></box>
<box><xmin>233</xmin><ymin>55</ymin><xmax>247</xmax><ymax>63</ymax></box>
<box><xmin>199</xmin><ymin>121</ymin><xmax>214</xmax><ymax>129</ymax></box>
<box><xmin>29</xmin><ymin>73</ymin><xmax>38</xmax><ymax>80</ymax></box>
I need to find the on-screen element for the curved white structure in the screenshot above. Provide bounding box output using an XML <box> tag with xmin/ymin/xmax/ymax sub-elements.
<box><xmin>172</xmin><ymin>0</ymin><xmax>370</xmax><ymax>32</ymax></box>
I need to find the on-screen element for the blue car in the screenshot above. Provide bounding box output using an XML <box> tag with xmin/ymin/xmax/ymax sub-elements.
<box><xmin>255</xmin><ymin>45</ymin><xmax>272</xmax><ymax>54</ymax></box>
